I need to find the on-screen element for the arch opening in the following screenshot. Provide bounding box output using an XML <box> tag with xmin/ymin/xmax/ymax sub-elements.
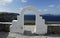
<box><xmin>24</xmin><ymin>11</ymin><xmax>36</xmax><ymax>25</ymax></box>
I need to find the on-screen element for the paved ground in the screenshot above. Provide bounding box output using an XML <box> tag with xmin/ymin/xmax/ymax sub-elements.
<box><xmin>24</xmin><ymin>25</ymin><xmax>35</xmax><ymax>33</ymax></box>
<box><xmin>0</xmin><ymin>32</ymin><xmax>60</xmax><ymax>38</ymax></box>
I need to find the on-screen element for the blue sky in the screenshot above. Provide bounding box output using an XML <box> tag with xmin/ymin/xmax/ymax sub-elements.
<box><xmin>0</xmin><ymin>0</ymin><xmax>60</xmax><ymax>15</ymax></box>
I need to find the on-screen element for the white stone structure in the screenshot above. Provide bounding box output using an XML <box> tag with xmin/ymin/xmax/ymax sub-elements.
<box><xmin>10</xmin><ymin>6</ymin><xmax>47</xmax><ymax>34</ymax></box>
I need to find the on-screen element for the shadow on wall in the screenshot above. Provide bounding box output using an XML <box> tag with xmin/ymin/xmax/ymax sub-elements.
<box><xmin>0</xmin><ymin>32</ymin><xmax>9</xmax><ymax>38</ymax></box>
<box><xmin>0</xmin><ymin>24</ymin><xmax>10</xmax><ymax>32</ymax></box>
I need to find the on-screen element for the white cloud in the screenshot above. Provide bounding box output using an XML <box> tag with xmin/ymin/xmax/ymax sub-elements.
<box><xmin>56</xmin><ymin>5</ymin><xmax>60</xmax><ymax>8</ymax></box>
<box><xmin>20</xmin><ymin>8</ymin><xmax>23</xmax><ymax>10</ymax></box>
<box><xmin>0</xmin><ymin>9</ymin><xmax>11</xmax><ymax>12</ymax></box>
<box><xmin>0</xmin><ymin>7</ymin><xmax>13</xmax><ymax>12</ymax></box>
<box><xmin>0</xmin><ymin>0</ymin><xmax>13</xmax><ymax>6</ymax></box>
<box><xmin>39</xmin><ymin>9</ymin><xmax>42</xmax><ymax>12</ymax></box>
<box><xmin>48</xmin><ymin>5</ymin><xmax>55</xmax><ymax>7</ymax></box>
<box><xmin>0</xmin><ymin>9</ymin><xmax>16</xmax><ymax>13</ymax></box>
<box><xmin>0</xmin><ymin>9</ymin><xmax>8</xmax><ymax>12</ymax></box>
<box><xmin>21</xmin><ymin>0</ymin><xmax>28</xmax><ymax>3</ymax></box>
<box><xmin>43</xmin><ymin>9</ymin><xmax>48</xmax><ymax>12</ymax></box>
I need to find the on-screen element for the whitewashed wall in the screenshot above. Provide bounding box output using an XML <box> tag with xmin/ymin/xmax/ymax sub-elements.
<box><xmin>10</xmin><ymin>6</ymin><xmax>47</xmax><ymax>34</ymax></box>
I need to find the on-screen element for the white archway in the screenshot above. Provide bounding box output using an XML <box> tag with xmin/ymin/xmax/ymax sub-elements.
<box><xmin>20</xmin><ymin>6</ymin><xmax>41</xmax><ymax>34</ymax></box>
<box><xmin>10</xmin><ymin>6</ymin><xmax>47</xmax><ymax>34</ymax></box>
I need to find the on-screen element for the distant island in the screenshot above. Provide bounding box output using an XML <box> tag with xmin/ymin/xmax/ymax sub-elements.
<box><xmin>0</xmin><ymin>12</ymin><xmax>19</xmax><ymax>22</ymax></box>
<box><xmin>0</xmin><ymin>12</ymin><xmax>60</xmax><ymax>25</ymax></box>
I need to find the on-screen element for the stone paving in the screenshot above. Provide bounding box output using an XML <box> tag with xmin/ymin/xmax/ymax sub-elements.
<box><xmin>0</xmin><ymin>32</ymin><xmax>60</xmax><ymax>38</ymax></box>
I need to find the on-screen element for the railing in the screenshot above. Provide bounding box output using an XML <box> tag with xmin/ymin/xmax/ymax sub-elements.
<box><xmin>48</xmin><ymin>24</ymin><xmax>60</xmax><ymax>26</ymax></box>
<box><xmin>0</xmin><ymin>22</ymin><xmax>12</xmax><ymax>24</ymax></box>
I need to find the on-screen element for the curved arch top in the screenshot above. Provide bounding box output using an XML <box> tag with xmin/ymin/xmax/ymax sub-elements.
<box><xmin>20</xmin><ymin>6</ymin><xmax>40</xmax><ymax>16</ymax></box>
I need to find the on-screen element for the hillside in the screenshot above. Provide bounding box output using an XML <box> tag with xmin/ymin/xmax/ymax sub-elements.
<box><xmin>0</xmin><ymin>12</ymin><xmax>19</xmax><ymax>22</ymax></box>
